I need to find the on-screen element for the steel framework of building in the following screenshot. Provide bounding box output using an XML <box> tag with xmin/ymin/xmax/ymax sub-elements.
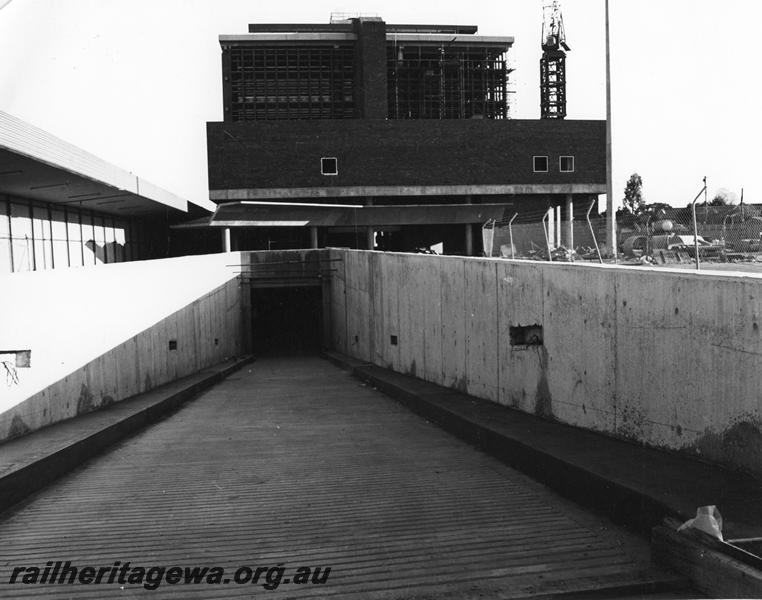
<box><xmin>226</xmin><ymin>42</ymin><xmax>511</xmax><ymax>121</ymax></box>
<box><xmin>387</xmin><ymin>45</ymin><xmax>511</xmax><ymax>120</ymax></box>
<box><xmin>228</xmin><ymin>45</ymin><xmax>356</xmax><ymax>121</ymax></box>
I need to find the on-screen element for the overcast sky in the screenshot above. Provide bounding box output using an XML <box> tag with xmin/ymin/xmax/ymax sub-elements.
<box><xmin>0</xmin><ymin>0</ymin><xmax>759</xmax><ymax>209</ymax></box>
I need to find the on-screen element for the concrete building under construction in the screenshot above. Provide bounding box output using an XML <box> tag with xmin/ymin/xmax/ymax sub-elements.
<box><xmin>203</xmin><ymin>16</ymin><xmax>606</xmax><ymax>254</ymax></box>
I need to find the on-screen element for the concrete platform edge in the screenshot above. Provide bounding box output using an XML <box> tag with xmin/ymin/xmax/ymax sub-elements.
<box><xmin>321</xmin><ymin>350</ymin><xmax>680</xmax><ymax>537</ymax></box>
<box><xmin>0</xmin><ymin>356</ymin><xmax>254</xmax><ymax>517</ymax></box>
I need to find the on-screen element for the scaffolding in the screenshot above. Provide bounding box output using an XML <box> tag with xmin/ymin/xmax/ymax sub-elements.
<box><xmin>387</xmin><ymin>45</ymin><xmax>511</xmax><ymax>120</ymax></box>
<box><xmin>228</xmin><ymin>46</ymin><xmax>355</xmax><ymax>121</ymax></box>
<box><xmin>225</xmin><ymin>39</ymin><xmax>512</xmax><ymax>121</ymax></box>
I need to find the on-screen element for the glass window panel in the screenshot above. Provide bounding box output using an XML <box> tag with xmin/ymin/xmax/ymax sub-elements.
<box><xmin>32</xmin><ymin>206</ymin><xmax>53</xmax><ymax>270</ymax></box>
<box><xmin>0</xmin><ymin>199</ymin><xmax>9</xmax><ymax>273</ymax></box>
<box><xmin>11</xmin><ymin>238</ymin><xmax>32</xmax><ymax>271</ymax></box>
<box><xmin>83</xmin><ymin>240</ymin><xmax>96</xmax><ymax>265</ymax></box>
<box><xmin>68</xmin><ymin>241</ymin><xmax>83</xmax><ymax>267</ymax></box>
<box><xmin>10</xmin><ymin>203</ymin><xmax>32</xmax><ymax>237</ymax></box>
<box><xmin>67</xmin><ymin>211</ymin><xmax>83</xmax><ymax>267</ymax></box>
<box><xmin>0</xmin><ymin>199</ymin><xmax>10</xmax><ymax>237</ymax></box>
<box><xmin>93</xmin><ymin>216</ymin><xmax>106</xmax><ymax>264</ymax></box>
<box><xmin>124</xmin><ymin>220</ymin><xmax>134</xmax><ymax>261</ymax></box>
<box><xmin>0</xmin><ymin>237</ymin><xmax>10</xmax><ymax>273</ymax></box>
<box><xmin>45</xmin><ymin>217</ymin><xmax>54</xmax><ymax>269</ymax></box>
<box><xmin>10</xmin><ymin>203</ymin><xmax>33</xmax><ymax>272</ymax></box>
<box><xmin>32</xmin><ymin>238</ymin><xmax>46</xmax><ymax>270</ymax></box>
<box><xmin>52</xmin><ymin>240</ymin><xmax>68</xmax><ymax>268</ymax></box>
<box><xmin>104</xmin><ymin>220</ymin><xmax>116</xmax><ymax>263</ymax></box>
<box><xmin>50</xmin><ymin>209</ymin><xmax>68</xmax><ymax>269</ymax></box>
<box><xmin>32</xmin><ymin>206</ymin><xmax>47</xmax><ymax>238</ymax></box>
<box><xmin>81</xmin><ymin>213</ymin><xmax>96</xmax><ymax>265</ymax></box>
<box><xmin>67</xmin><ymin>214</ymin><xmax>82</xmax><ymax>241</ymax></box>
<box><xmin>114</xmin><ymin>220</ymin><xmax>126</xmax><ymax>262</ymax></box>
<box><xmin>50</xmin><ymin>209</ymin><xmax>66</xmax><ymax>240</ymax></box>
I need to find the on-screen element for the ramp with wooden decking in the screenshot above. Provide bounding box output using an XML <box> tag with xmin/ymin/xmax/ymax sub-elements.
<box><xmin>0</xmin><ymin>357</ymin><xmax>686</xmax><ymax>598</ymax></box>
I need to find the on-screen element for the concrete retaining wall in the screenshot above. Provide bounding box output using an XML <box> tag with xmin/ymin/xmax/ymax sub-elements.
<box><xmin>0</xmin><ymin>252</ymin><xmax>248</xmax><ymax>441</ymax></box>
<box><xmin>328</xmin><ymin>249</ymin><xmax>762</xmax><ymax>478</ymax></box>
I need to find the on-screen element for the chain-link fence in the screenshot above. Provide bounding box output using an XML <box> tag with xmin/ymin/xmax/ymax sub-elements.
<box><xmin>482</xmin><ymin>201</ymin><xmax>762</xmax><ymax>268</ymax></box>
<box><xmin>482</xmin><ymin>200</ymin><xmax>606</xmax><ymax>262</ymax></box>
<box><xmin>617</xmin><ymin>203</ymin><xmax>762</xmax><ymax>267</ymax></box>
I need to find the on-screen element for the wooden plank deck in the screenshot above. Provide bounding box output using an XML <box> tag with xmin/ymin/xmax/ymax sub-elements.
<box><xmin>0</xmin><ymin>357</ymin><xmax>685</xmax><ymax>598</ymax></box>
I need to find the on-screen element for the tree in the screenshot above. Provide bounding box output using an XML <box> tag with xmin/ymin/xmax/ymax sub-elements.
<box><xmin>622</xmin><ymin>173</ymin><xmax>644</xmax><ymax>214</ymax></box>
<box><xmin>709</xmin><ymin>188</ymin><xmax>738</xmax><ymax>206</ymax></box>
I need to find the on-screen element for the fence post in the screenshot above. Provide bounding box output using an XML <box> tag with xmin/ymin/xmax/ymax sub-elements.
<box><xmin>691</xmin><ymin>202</ymin><xmax>699</xmax><ymax>271</ymax></box>
<box><xmin>565</xmin><ymin>194</ymin><xmax>574</xmax><ymax>257</ymax></box>
<box><xmin>586</xmin><ymin>199</ymin><xmax>603</xmax><ymax>264</ymax></box>
<box><xmin>481</xmin><ymin>219</ymin><xmax>495</xmax><ymax>257</ymax></box>
<box><xmin>543</xmin><ymin>208</ymin><xmax>553</xmax><ymax>262</ymax></box>
<box><xmin>690</xmin><ymin>177</ymin><xmax>708</xmax><ymax>271</ymax></box>
<box><xmin>508</xmin><ymin>213</ymin><xmax>518</xmax><ymax>260</ymax></box>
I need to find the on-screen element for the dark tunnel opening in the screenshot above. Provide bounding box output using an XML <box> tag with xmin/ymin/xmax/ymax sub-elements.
<box><xmin>250</xmin><ymin>286</ymin><xmax>323</xmax><ymax>356</ymax></box>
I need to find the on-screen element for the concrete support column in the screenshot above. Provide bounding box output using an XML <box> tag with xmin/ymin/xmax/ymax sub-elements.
<box><xmin>555</xmin><ymin>205</ymin><xmax>562</xmax><ymax>248</ymax></box>
<box><xmin>548</xmin><ymin>207</ymin><xmax>555</xmax><ymax>248</ymax></box>
<box><xmin>223</xmin><ymin>228</ymin><xmax>231</xmax><ymax>253</ymax></box>
<box><xmin>366</xmin><ymin>197</ymin><xmax>375</xmax><ymax>250</ymax></box>
<box><xmin>464</xmin><ymin>195</ymin><xmax>473</xmax><ymax>256</ymax></box>
<box><xmin>310</xmin><ymin>226</ymin><xmax>319</xmax><ymax>249</ymax></box>
<box><xmin>565</xmin><ymin>194</ymin><xmax>574</xmax><ymax>249</ymax></box>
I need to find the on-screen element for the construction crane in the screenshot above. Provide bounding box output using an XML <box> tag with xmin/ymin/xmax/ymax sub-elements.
<box><xmin>540</xmin><ymin>0</ymin><xmax>570</xmax><ymax>119</ymax></box>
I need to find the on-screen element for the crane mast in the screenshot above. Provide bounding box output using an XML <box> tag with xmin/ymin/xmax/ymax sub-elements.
<box><xmin>540</xmin><ymin>1</ymin><xmax>570</xmax><ymax>119</ymax></box>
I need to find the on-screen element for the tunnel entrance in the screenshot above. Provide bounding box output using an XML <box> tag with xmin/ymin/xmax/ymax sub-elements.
<box><xmin>250</xmin><ymin>286</ymin><xmax>323</xmax><ymax>356</ymax></box>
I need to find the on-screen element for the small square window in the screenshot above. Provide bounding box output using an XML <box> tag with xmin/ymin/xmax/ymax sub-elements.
<box><xmin>533</xmin><ymin>156</ymin><xmax>548</xmax><ymax>172</ymax></box>
<box><xmin>560</xmin><ymin>156</ymin><xmax>575</xmax><ymax>172</ymax></box>
<box><xmin>321</xmin><ymin>157</ymin><xmax>338</xmax><ymax>176</ymax></box>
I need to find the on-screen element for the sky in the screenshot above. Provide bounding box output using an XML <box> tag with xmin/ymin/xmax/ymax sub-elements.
<box><xmin>0</xmin><ymin>0</ymin><xmax>759</xmax><ymax>209</ymax></box>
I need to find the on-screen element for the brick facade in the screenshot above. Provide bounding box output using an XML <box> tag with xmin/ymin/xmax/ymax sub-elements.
<box><xmin>207</xmin><ymin>119</ymin><xmax>605</xmax><ymax>194</ymax></box>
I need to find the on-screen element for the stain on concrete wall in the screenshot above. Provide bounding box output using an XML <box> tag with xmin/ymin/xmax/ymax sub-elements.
<box><xmin>7</xmin><ymin>414</ymin><xmax>30</xmax><ymax>440</ymax></box>
<box><xmin>533</xmin><ymin>346</ymin><xmax>554</xmax><ymax>420</ymax></box>
<box><xmin>694</xmin><ymin>419</ymin><xmax>762</xmax><ymax>475</ymax></box>
<box><xmin>76</xmin><ymin>384</ymin><xmax>96</xmax><ymax>416</ymax></box>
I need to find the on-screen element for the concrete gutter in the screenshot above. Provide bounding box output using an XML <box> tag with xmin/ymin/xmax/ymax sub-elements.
<box><xmin>321</xmin><ymin>350</ymin><xmax>762</xmax><ymax>540</ymax></box>
<box><xmin>0</xmin><ymin>356</ymin><xmax>253</xmax><ymax>517</ymax></box>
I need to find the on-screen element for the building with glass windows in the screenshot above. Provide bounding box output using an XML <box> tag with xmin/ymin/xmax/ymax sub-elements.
<box><xmin>0</xmin><ymin>111</ymin><xmax>213</xmax><ymax>273</ymax></box>
<box><xmin>204</xmin><ymin>16</ymin><xmax>606</xmax><ymax>254</ymax></box>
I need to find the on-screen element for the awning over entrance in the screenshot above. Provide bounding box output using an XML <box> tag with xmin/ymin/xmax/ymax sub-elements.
<box><xmin>179</xmin><ymin>201</ymin><xmax>514</xmax><ymax>229</ymax></box>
